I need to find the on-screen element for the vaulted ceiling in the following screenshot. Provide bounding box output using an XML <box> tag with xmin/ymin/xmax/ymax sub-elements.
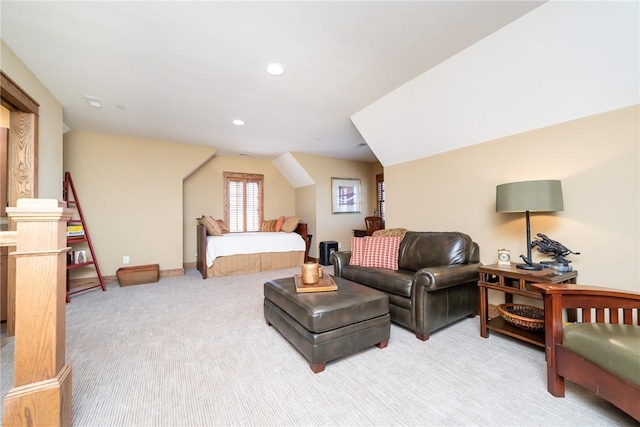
<box><xmin>1</xmin><ymin>1</ymin><xmax>545</xmax><ymax>163</ymax></box>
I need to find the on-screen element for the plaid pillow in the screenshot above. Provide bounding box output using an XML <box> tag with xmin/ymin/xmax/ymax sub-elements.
<box><xmin>350</xmin><ymin>237</ymin><xmax>366</xmax><ymax>266</ymax></box>
<box><xmin>361</xmin><ymin>236</ymin><xmax>401</xmax><ymax>270</ymax></box>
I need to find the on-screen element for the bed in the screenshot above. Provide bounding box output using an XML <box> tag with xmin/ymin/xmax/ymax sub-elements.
<box><xmin>197</xmin><ymin>222</ymin><xmax>311</xmax><ymax>278</ymax></box>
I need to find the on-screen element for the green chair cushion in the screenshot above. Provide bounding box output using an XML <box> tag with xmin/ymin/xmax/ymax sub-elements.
<box><xmin>563</xmin><ymin>323</ymin><xmax>640</xmax><ymax>387</ymax></box>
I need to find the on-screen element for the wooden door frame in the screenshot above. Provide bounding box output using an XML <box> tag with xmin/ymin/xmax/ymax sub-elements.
<box><xmin>1</xmin><ymin>70</ymin><xmax>39</xmax><ymax>336</ymax></box>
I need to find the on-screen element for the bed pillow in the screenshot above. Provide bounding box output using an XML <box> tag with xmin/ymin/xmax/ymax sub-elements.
<box><xmin>275</xmin><ymin>216</ymin><xmax>286</xmax><ymax>232</ymax></box>
<box><xmin>361</xmin><ymin>236</ymin><xmax>401</xmax><ymax>270</ymax></box>
<box><xmin>350</xmin><ymin>237</ymin><xmax>366</xmax><ymax>266</ymax></box>
<box><xmin>261</xmin><ymin>219</ymin><xmax>278</xmax><ymax>232</ymax></box>
<box><xmin>207</xmin><ymin>216</ymin><xmax>224</xmax><ymax>236</ymax></box>
<box><xmin>281</xmin><ymin>216</ymin><xmax>299</xmax><ymax>233</ymax></box>
<box><xmin>215</xmin><ymin>219</ymin><xmax>230</xmax><ymax>234</ymax></box>
<box><xmin>197</xmin><ymin>215</ymin><xmax>221</xmax><ymax>236</ymax></box>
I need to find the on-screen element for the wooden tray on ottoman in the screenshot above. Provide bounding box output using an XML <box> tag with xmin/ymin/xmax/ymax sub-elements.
<box><xmin>117</xmin><ymin>264</ymin><xmax>160</xmax><ymax>287</ymax></box>
<box><xmin>293</xmin><ymin>274</ymin><xmax>337</xmax><ymax>293</ymax></box>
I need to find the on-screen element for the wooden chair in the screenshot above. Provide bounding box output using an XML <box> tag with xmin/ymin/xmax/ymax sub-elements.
<box><xmin>533</xmin><ymin>283</ymin><xmax>640</xmax><ymax>422</ymax></box>
<box><xmin>364</xmin><ymin>216</ymin><xmax>384</xmax><ymax>236</ymax></box>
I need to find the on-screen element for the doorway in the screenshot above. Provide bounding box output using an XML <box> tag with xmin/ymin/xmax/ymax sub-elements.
<box><xmin>1</xmin><ymin>71</ymin><xmax>39</xmax><ymax>337</ymax></box>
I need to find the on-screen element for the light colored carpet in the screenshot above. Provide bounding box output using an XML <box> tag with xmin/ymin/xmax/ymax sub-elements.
<box><xmin>1</xmin><ymin>267</ymin><xmax>635</xmax><ymax>426</ymax></box>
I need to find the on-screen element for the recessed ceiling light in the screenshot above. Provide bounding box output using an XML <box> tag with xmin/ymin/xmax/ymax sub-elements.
<box><xmin>232</xmin><ymin>119</ymin><xmax>245</xmax><ymax>126</ymax></box>
<box><xmin>266</xmin><ymin>63</ymin><xmax>285</xmax><ymax>76</ymax></box>
<box><xmin>83</xmin><ymin>95</ymin><xmax>102</xmax><ymax>108</ymax></box>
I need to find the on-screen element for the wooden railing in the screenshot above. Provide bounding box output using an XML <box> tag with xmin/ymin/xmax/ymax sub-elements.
<box><xmin>1</xmin><ymin>199</ymin><xmax>72</xmax><ymax>427</ymax></box>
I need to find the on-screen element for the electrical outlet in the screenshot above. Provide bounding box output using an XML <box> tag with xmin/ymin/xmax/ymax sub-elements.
<box><xmin>338</xmin><ymin>242</ymin><xmax>342</xmax><ymax>249</ymax></box>
<box><xmin>123</xmin><ymin>256</ymin><xmax>129</xmax><ymax>265</ymax></box>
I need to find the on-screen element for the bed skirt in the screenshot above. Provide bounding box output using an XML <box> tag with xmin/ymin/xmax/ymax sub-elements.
<box><xmin>207</xmin><ymin>251</ymin><xmax>305</xmax><ymax>278</ymax></box>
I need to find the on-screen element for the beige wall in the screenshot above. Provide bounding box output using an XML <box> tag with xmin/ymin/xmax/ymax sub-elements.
<box><xmin>183</xmin><ymin>155</ymin><xmax>297</xmax><ymax>263</ymax></box>
<box><xmin>64</xmin><ymin>131</ymin><xmax>215</xmax><ymax>276</ymax></box>
<box><xmin>292</xmin><ymin>153</ymin><xmax>379</xmax><ymax>257</ymax></box>
<box><xmin>386</xmin><ymin>105</ymin><xmax>639</xmax><ymax>293</ymax></box>
<box><xmin>1</xmin><ymin>39</ymin><xmax>64</xmax><ymax>199</ymax></box>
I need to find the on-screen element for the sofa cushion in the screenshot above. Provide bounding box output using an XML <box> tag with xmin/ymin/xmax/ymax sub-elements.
<box><xmin>398</xmin><ymin>231</ymin><xmax>473</xmax><ymax>271</ymax></box>
<box><xmin>350</xmin><ymin>237</ymin><xmax>366</xmax><ymax>266</ymax></box>
<box><xmin>342</xmin><ymin>265</ymin><xmax>413</xmax><ymax>297</ymax></box>
<box><xmin>563</xmin><ymin>323</ymin><xmax>640</xmax><ymax>388</ymax></box>
<box><xmin>361</xmin><ymin>236</ymin><xmax>401</xmax><ymax>270</ymax></box>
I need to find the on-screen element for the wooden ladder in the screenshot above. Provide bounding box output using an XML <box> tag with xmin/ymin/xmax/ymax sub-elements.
<box><xmin>63</xmin><ymin>171</ymin><xmax>105</xmax><ymax>302</ymax></box>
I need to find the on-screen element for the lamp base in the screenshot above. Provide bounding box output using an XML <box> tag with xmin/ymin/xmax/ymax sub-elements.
<box><xmin>516</xmin><ymin>263</ymin><xmax>543</xmax><ymax>271</ymax></box>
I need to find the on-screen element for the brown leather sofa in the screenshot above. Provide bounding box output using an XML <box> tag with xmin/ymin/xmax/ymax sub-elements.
<box><xmin>331</xmin><ymin>231</ymin><xmax>480</xmax><ymax>340</ymax></box>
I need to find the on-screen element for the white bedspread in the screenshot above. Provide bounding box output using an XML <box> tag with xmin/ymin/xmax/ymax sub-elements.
<box><xmin>206</xmin><ymin>232</ymin><xmax>306</xmax><ymax>268</ymax></box>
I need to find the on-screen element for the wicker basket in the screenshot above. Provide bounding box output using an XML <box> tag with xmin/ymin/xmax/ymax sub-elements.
<box><xmin>116</xmin><ymin>264</ymin><xmax>159</xmax><ymax>287</ymax></box>
<box><xmin>497</xmin><ymin>303</ymin><xmax>545</xmax><ymax>331</ymax></box>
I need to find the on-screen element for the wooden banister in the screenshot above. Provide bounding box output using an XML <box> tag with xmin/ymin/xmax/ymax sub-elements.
<box><xmin>0</xmin><ymin>231</ymin><xmax>17</xmax><ymax>247</ymax></box>
<box><xmin>2</xmin><ymin>198</ymin><xmax>73</xmax><ymax>427</ymax></box>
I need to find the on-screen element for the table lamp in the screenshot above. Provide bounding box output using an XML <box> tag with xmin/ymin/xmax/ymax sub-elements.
<box><xmin>496</xmin><ymin>180</ymin><xmax>564</xmax><ymax>270</ymax></box>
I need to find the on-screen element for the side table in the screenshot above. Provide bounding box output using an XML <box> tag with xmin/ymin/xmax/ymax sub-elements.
<box><xmin>353</xmin><ymin>229</ymin><xmax>367</xmax><ymax>237</ymax></box>
<box><xmin>478</xmin><ymin>263</ymin><xmax>577</xmax><ymax>348</ymax></box>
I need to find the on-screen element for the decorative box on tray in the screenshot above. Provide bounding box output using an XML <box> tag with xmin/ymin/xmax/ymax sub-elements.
<box><xmin>116</xmin><ymin>264</ymin><xmax>160</xmax><ymax>287</ymax></box>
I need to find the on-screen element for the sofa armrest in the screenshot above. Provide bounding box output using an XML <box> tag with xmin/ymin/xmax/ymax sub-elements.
<box><xmin>330</xmin><ymin>251</ymin><xmax>351</xmax><ymax>277</ymax></box>
<box><xmin>413</xmin><ymin>263</ymin><xmax>480</xmax><ymax>292</ymax></box>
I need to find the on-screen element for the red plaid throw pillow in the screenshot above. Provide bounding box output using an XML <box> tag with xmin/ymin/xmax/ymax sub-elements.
<box><xmin>350</xmin><ymin>237</ymin><xmax>366</xmax><ymax>266</ymax></box>
<box><xmin>361</xmin><ymin>236</ymin><xmax>401</xmax><ymax>270</ymax></box>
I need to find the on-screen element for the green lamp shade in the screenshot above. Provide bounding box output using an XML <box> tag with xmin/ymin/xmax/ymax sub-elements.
<box><xmin>496</xmin><ymin>180</ymin><xmax>564</xmax><ymax>213</ymax></box>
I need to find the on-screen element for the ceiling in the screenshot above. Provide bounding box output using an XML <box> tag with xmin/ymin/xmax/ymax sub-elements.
<box><xmin>1</xmin><ymin>1</ymin><xmax>544</xmax><ymax>163</ymax></box>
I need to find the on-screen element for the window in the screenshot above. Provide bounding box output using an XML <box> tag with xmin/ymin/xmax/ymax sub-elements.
<box><xmin>376</xmin><ymin>173</ymin><xmax>385</xmax><ymax>220</ymax></box>
<box><xmin>224</xmin><ymin>172</ymin><xmax>264</xmax><ymax>232</ymax></box>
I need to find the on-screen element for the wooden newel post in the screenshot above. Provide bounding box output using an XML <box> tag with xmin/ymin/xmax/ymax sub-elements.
<box><xmin>2</xmin><ymin>199</ymin><xmax>73</xmax><ymax>427</ymax></box>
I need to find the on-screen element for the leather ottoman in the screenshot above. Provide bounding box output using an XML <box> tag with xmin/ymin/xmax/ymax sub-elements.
<box><xmin>264</xmin><ymin>275</ymin><xmax>390</xmax><ymax>373</ymax></box>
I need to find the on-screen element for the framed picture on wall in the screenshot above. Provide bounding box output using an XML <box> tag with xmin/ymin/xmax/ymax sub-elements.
<box><xmin>331</xmin><ymin>177</ymin><xmax>361</xmax><ymax>214</ymax></box>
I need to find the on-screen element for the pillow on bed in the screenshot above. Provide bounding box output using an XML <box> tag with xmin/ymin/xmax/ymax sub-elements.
<box><xmin>197</xmin><ymin>215</ymin><xmax>222</xmax><ymax>236</ymax></box>
<box><xmin>281</xmin><ymin>216</ymin><xmax>299</xmax><ymax>233</ymax></box>
<box><xmin>207</xmin><ymin>216</ymin><xmax>224</xmax><ymax>236</ymax></box>
<box><xmin>275</xmin><ymin>216</ymin><xmax>286</xmax><ymax>232</ymax></box>
<box><xmin>215</xmin><ymin>219</ymin><xmax>230</xmax><ymax>234</ymax></box>
<box><xmin>361</xmin><ymin>236</ymin><xmax>401</xmax><ymax>270</ymax></box>
<box><xmin>261</xmin><ymin>219</ymin><xmax>278</xmax><ymax>232</ymax></box>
